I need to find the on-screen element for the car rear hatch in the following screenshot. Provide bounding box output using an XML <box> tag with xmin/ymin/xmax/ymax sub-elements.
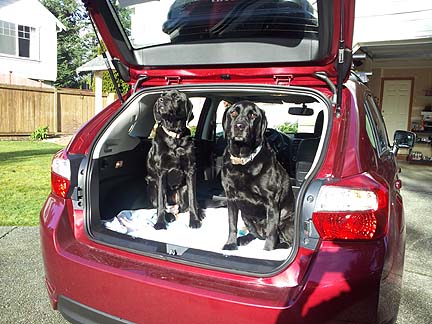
<box><xmin>84</xmin><ymin>0</ymin><xmax>354</xmax><ymax>89</ymax></box>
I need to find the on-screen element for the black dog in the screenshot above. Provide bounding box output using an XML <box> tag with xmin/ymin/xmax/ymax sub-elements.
<box><xmin>221</xmin><ymin>101</ymin><xmax>295</xmax><ymax>251</ymax></box>
<box><xmin>146</xmin><ymin>90</ymin><xmax>203</xmax><ymax>230</ymax></box>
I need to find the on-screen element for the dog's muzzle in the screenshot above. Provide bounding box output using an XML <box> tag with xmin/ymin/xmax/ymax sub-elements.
<box><xmin>232</xmin><ymin>121</ymin><xmax>249</xmax><ymax>142</ymax></box>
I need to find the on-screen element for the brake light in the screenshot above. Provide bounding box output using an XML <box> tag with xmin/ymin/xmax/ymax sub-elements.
<box><xmin>51</xmin><ymin>150</ymin><xmax>71</xmax><ymax>198</ymax></box>
<box><xmin>312</xmin><ymin>173</ymin><xmax>388</xmax><ymax>240</ymax></box>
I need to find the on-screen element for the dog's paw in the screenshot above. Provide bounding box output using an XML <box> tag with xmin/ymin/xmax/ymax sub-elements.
<box><xmin>165</xmin><ymin>212</ymin><xmax>176</xmax><ymax>223</ymax></box>
<box><xmin>198</xmin><ymin>209</ymin><xmax>206</xmax><ymax>221</ymax></box>
<box><xmin>237</xmin><ymin>233</ymin><xmax>256</xmax><ymax>246</ymax></box>
<box><xmin>222</xmin><ymin>243</ymin><xmax>238</xmax><ymax>250</ymax></box>
<box><xmin>189</xmin><ymin>219</ymin><xmax>202</xmax><ymax>229</ymax></box>
<box><xmin>154</xmin><ymin>221</ymin><xmax>167</xmax><ymax>230</ymax></box>
<box><xmin>263</xmin><ymin>240</ymin><xmax>276</xmax><ymax>251</ymax></box>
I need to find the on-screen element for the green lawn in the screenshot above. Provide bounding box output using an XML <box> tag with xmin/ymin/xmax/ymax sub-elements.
<box><xmin>0</xmin><ymin>141</ymin><xmax>63</xmax><ymax>226</ymax></box>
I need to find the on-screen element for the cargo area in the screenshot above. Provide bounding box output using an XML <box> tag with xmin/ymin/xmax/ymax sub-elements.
<box><xmin>83</xmin><ymin>85</ymin><xmax>330</xmax><ymax>273</ymax></box>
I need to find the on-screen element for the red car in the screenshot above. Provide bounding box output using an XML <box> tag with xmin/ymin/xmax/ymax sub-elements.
<box><xmin>40</xmin><ymin>1</ymin><xmax>415</xmax><ymax>323</ymax></box>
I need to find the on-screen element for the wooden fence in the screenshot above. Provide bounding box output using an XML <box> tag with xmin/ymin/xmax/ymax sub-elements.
<box><xmin>0</xmin><ymin>84</ymin><xmax>109</xmax><ymax>136</ymax></box>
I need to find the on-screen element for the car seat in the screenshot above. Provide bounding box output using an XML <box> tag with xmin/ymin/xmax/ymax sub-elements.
<box><xmin>295</xmin><ymin>111</ymin><xmax>323</xmax><ymax>186</ymax></box>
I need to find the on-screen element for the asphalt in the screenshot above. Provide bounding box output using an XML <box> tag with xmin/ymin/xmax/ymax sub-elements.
<box><xmin>394</xmin><ymin>161</ymin><xmax>432</xmax><ymax>324</ymax></box>
<box><xmin>0</xmin><ymin>161</ymin><xmax>431</xmax><ymax>324</ymax></box>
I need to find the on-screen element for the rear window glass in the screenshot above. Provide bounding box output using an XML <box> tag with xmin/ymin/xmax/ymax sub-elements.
<box><xmin>214</xmin><ymin>101</ymin><xmax>322</xmax><ymax>136</ymax></box>
<box><xmin>113</xmin><ymin>0</ymin><xmax>319</xmax><ymax>49</ymax></box>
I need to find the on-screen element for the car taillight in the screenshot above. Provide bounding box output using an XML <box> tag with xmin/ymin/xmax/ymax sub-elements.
<box><xmin>312</xmin><ymin>173</ymin><xmax>389</xmax><ymax>241</ymax></box>
<box><xmin>51</xmin><ymin>150</ymin><xmax>71</xmax><ymax>198</ymax></box>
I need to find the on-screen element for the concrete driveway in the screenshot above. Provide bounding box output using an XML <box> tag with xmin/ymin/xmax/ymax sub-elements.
<box><xmin>394</xmin><ymin>161</ymin><xmax>432</xmax><ymax>324</ymax></box>
<box><xmin>0</xmin><ymin>161</ymin><xmax>431</xmax><ymax>324</ymax></box>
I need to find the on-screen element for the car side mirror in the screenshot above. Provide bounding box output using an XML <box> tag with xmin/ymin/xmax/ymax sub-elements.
<box><xmin>392</xmin><ymin>130</ymin><xmax>416</xmax><ymax>155</ymax></box>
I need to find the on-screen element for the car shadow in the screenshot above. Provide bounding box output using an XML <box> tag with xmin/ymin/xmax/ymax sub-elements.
<box><xmin>0</xmin><ymin>148</ymin><xmax>61</xmax><ymax>163</ymax></box>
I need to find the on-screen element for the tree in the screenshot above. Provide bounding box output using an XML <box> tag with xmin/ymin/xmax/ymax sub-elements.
<box><xmin>42</xmin><ymin>0</ymin><xmax>97</xmax><ymax>88</ymax></box>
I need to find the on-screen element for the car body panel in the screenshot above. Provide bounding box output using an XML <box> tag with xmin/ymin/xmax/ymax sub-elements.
<box><xmin>41</xmin><ymin>194</ymin><xmax>396</xmax><ymax>324</ymax></box>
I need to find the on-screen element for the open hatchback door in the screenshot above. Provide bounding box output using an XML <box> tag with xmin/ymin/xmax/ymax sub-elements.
<box><xmin>84</xmin><ymin>0</ymin><xmax>354</xmax><ymax>88</ymax></box>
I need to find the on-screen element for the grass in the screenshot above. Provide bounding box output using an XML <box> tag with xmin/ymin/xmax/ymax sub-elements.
<box><xmin>0</xmin><ymin>141</ymin><xmax>63</xmax><ymax>226</ymax></box>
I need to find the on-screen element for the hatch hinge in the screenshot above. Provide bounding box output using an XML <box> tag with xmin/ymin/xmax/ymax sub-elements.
<box><xmin>165</xmin><ymin>76</ymin><xmax>182</xmax><ymax>85</ymax></box>
<box><xmin>274</xmin><ymin>74</ymin><xmax>293</xmax><ymax>86</ymax></box>
<box><xmin>314</xmin><ymin>71</ymin><xmax>337</xmax><ymax>104</ymax></box>
<box><xmin>133</xmin><ymin>74</ymin><xmax>149</xmax><ymax>93</ymax></box>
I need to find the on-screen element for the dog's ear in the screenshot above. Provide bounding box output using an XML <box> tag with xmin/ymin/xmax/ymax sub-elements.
<box><xmin>187</xmin><ymin>99</ymin><xmax>194</xmax><ymax>123</ymax></box>
<box><xmin>153</xmin><ymin>96</ymin><xmax>163</xmax><ymax>124</ymax></box>
<box><xmin>257</xmin><ymin>107</ymin><xmax>268</xmax><ymax>144</ymax></box>
<box><xmin>222</xmin><ymin>105</ymin><xmax>231</xmax><ymax>137</ymax></box>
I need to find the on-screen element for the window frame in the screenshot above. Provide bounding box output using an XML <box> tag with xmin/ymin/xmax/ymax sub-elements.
<box><xmin>0</xmin><ymin>19</ymin><xmax>38</xmax><ymax>60</ymax></box>
<box><xmin>364</xmin><ymin>94</ymin><xmax>390</xmax><ymax>156</ymax></box>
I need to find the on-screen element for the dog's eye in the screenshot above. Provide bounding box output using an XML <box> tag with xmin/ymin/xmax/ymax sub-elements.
<box><xmin>230</xmin><ymin>111</ymin><xmax>238</xmax><ymax>118</ymax></box>
<box><xmin>158</xmin><ymin>97</ymin><xmax>164</xmax><ymax>103</ymax></box>
<box><xmin>250</xmin><ymin>113</ymin><xmax>258</xmax><ymax>119</ymax></box>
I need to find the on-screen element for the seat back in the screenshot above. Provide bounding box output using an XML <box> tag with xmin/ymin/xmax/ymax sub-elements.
<box><xmin>295</xmin><ymin>111</ymin><xmax>323</xmax><ymax>186</ymax></box>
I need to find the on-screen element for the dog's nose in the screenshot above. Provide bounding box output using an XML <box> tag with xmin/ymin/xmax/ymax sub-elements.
<box><xmin>234</xmin><ymin>123</ymin><xmax>246</xmax><ymax>131</ymax></box>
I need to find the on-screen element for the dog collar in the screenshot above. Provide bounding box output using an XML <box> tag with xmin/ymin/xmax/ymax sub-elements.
<box><xmin>161</xmin><ymin>126</ymin><xmax>182</xmax><ymax>139</ymax></box>
<box><xmin>230</xmin><ymin>145</ymin><xmax>263</xmax><ymax>165</ymax></box>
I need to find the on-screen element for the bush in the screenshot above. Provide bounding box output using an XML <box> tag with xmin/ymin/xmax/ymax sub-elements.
<box><xmin>189</xmin><ymin>125</ymin><xmax>197</xmax><ymax>137</ymax></box>
<box><xmin>30</xmin><ymin>126</ymin><xmax>49</xmax><ymax>141</ymax></box>
<box><xmin>276</xmin><ymin>122</ymin><xmax>298</xmax><ymax>134</ymax></box>
<box><xmin>91</xmin><ymin>70</ymin><xmax>130</xmax><ymax>95</ymax></box>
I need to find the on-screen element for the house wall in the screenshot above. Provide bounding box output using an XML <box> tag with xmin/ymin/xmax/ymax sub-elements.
<box><xmin>0</xmin><ymin>0</ymin><xmax>59</xmax><ymax>81</ymax></box>
<box><xmin>354</xmin><ymin>0</ymin><xmax>432</xmax><ymax>44</ymax></box>
<box><xmin>359</xmin><ymin>59</ymin><xmax>432</xmax><ymax>158</ymax></box>
<box><xmin>361</xmin><ymin>59</ymin><xmax>432</xmax><ymax>127</ymax></box>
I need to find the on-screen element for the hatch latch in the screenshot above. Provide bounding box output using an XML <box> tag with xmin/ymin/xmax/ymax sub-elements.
<box><xmin>71</xmin><ymin>186</ymin><xmax>83</xmax><ymax>208</ymax></box>
<box><xmin>165</xmin><ymin>76</ymin><xmax>182</xmax><ymax>85</ymax></box>
<box><xmin>274</xmin><ymin>74</ymin><xmax>293</xmax><ymax>86</ymax></box>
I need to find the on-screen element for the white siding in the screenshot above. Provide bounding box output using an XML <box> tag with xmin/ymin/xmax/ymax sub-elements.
<box><xmin>0</xmin><ymin>0</ymin><xmax>60</xmax><ymax>81</ymax></box>
<box><xmin>354</xmin><ymin>0</ymin><xmax>432</xmax><ymax>43</ymax></box>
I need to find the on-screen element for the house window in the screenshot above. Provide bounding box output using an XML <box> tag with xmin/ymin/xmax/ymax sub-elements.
<box><xmin>0</xmin><ymin>20</ymin><xmax>38</xmax><ymax>59</ymax></box>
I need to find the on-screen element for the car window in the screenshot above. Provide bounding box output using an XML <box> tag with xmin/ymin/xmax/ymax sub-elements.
<box><xmin>365</xmin><ymin>113</ymin><xmax>377</xmax><ymax>150</ymax></box>
<box><xmin>111</xmin><ymin>0</ymin><xmax>319</xmax><ymax>49</ymax></box>
<box><xmin>215</xmin><ymin>101</ymin><xmax>323</xmax><ymax>136</ymax></box>
<box><xmin>365</xmin><ymin>95</ymin><xmax>389</xmax><ymax>154</ymax></box>
<box><xmin>188</xmin><ymin>97</ymin><xmax>207</xmax><ymax>137</ymax></box>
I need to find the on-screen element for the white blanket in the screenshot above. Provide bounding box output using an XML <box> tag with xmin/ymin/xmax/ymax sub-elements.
<box><xmin>103</xmin><ymin>208</ymin><xmax>291</xmax><ymax>261</ymax></box>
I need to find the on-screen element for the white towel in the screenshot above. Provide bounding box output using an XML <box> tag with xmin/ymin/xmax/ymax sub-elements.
<box><xmin>103</xmin><ymin>208</ymin><xmax>291</xmax><ymax>261</ymax></box>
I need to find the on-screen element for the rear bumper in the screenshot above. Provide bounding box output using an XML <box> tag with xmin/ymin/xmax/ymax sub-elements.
<box><xmin>40</xmin><ymin>195</ymin><xmax>402</xmax><ymax>324</ymax></box>
<box><xmin>58</xmin><ymin>295</ymin><xmax>133</xmax><ymax>324</ymax></box>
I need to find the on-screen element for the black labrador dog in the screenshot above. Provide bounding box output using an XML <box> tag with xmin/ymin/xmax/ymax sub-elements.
<box><xmin>221</xmin><ymin>101</ymin><xmax>295</xmax><ymax>251</ymax></box>
<box><xmin>146</xmin><ymin>90</ymin><xmax>203</xmax><ymax>230</ymax></box>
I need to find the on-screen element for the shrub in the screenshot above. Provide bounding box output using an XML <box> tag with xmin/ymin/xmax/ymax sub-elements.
<box><xmin>276</xmin><ymin>122</ymin><xmax>298</xmax><ymax>134</ymax></box>
<box><xmin>91</xmin><ymin>70</ymin><xmax>130</xmax><ymax>95</ymax></box>
<box><xmin>189</xmin><ymin>125</ymin><xmax>197</xmax><ymax>137</ymax></box>
<box><xmin>30</xmin><ymin>126</ymin><xmax>49</xmax><ymax>141</ymax></box>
